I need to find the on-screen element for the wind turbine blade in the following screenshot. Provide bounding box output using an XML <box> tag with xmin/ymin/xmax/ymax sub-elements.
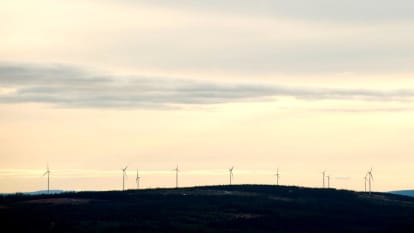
<box><xmin>43</xmin><ymin>171</ymin><xmax>48</xmax><ymax>176</ymax></box>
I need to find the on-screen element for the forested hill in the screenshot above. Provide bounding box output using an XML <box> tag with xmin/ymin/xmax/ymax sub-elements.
<box><xmin>1</xmin><ymin>185</ymin><xmax>414</xmax><ymax>233</ymax></box>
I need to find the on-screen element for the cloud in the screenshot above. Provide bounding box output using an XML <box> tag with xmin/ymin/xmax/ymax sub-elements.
<box><xmin>313</xmin><ymin>107</ymin><xmax>414</xmax><ymax>113</ymax></box>
<box><xmin>1</xmin><ymin>1</ymin><xmax>414</xmax><ymax>75</ymax></box>
<box><xmin>126</xmin><ymin>0</ymin><xmax>414</xmax><ymax>22</ymax></box>
<box><xmin>1</xmin><ymin>63</ymin><xmax>414</xmax><ymax>109</ymax></box>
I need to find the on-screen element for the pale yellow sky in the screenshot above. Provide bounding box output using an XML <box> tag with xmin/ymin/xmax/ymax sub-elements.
<box><xmin>1</xmin><ymin>100</ymin><xmax>413</xmax><ymax>192</ymax></box>
<box><xmin>1</xmin><ymin>0</ymin><xmax>414</xmax><ymax>193</ymax></box>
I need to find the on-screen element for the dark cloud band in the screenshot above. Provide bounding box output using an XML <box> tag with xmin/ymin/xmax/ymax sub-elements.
<box><xmin>1</xmin><ymin>63</ymin><xmax>414</xmax><ymax>109</ymax></box>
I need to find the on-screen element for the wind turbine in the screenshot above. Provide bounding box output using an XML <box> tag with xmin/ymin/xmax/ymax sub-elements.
<box><xmin>229</xmin><ymin>167</ymin><xmax>234</xmax><ymax>185</ymax></box>
<box><xmin>43</xmin><ymin>163</ymin><xmax>51</xmax><ymax>194</ymax></box>
<box><xmin>136</xmin><ymin>169</ymin><xmax>141</xmax><ymax>189</ymax></box>
<box><xmin>173</xmin><ymin>165</ymin><xmax>179</xmax><ymax>188</ymax></box>
<box><xmin>275</xmin><ymin>168</ymin><xmax>280</xmax><ymax>185</ymax></box>
<box><xmin>364</xmin><ymin>174</ymin><xmax>368</xmax><ymax>192</ymax></box>
<box><xmin>326</xmin><ymin>175</ymin><xmax>330</xmax><ymax>188</ymax></box>
<box><xmin>367</xmin><ymin>168</ymin><xmax>374</xmax><ymax>195</ymax></box>
<box><xmin>322</xmin><ymin>170</ymin><xmax>326</xmax><ymax>188</ymax></box>
<box><xmin>122</xmin><ymin>166</ymin><xmax>128</xmax><ymax>191</ymax></box>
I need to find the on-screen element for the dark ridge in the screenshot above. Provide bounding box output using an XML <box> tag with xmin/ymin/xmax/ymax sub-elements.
<box><xmin>1</xmin><ymin>185</ymin><xmax>414</xmax><ymax>233</ymax></box>
<box><xmin>390</xmin><ymin>190</ymin><xmax>414</xmax><ymax>198</ymax></box>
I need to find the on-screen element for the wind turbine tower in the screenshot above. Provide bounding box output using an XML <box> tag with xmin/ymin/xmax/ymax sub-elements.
<box><xmin>364</xmin><ymin>174</ymin><xmax>368</xmax><ymax>192</ymax></box>
<box><xmin>322</xmin><ymin>170</ymin><xmax>326</xmax><ymax>188</ymax></box>
<box><xmin>136</xmin><ymin>169</ymin><xmax>141</xmax><ymax>189</ymax></box>
<box><xmin>174</xmin><ymin>165</ymin><xmax>179</xmax><ymax>188</ymax></box>
<box><xmin>367</xmin><ymin>168</ymin><xmax>374</xmax><ymax>195</ymax></box>
<box><xmin>43</xmin><ymin>164</ymin><xmax>51</xmax><ymax>194</ymax></box>
<box><xmin>326</xmin><ymin>175</ymin><xmax>330</xmax><ymax>188</ymax></box>
<box><xmin>275</xmin><ymin>168</ymin><xmax>280</xmax><ymax>185</ymax></box>
<box><xmin>229</xmin><ymin>167</ymin><xmax>234</xmax><ymax>185</ymax></box>
<box><xmin>122</xmin><ymin>166</ymin><xmax>128</xmax><ymax>191</ymax></box>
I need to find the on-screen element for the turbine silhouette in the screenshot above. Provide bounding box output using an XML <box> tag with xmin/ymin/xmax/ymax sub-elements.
<box><xmin>322</xmin><ymin>170</ymin><xmax>326</xmax><ymax>188</ymax></box>
<box><xmin>364</xmin><ymin>174</ymin><xmax>368</xmax><ymax>192</ymax></box>
<box><xmin>275</xmin><ymin>168</ymin><xmax>280</xmax><ymax>185</ymax></box>
<box><xmin>173</xmin><ymin>165</ymin><xmax>179</xmax><ymax>188</ymax></box>
<box><xmin>43</xmin><ymin>163</ymin><xmax>51</xmax><ymax>194</ymax></box>
<box><xmin>136</xmin><ymin>169</ymin><xmax>140</xmax><ymax>189</ymax></box>
<box><xmin>367</xmin><ymin>168</ymin><xmax>374</xmax><ymax>195</ymax></box>
<box><xmin>229</xmin><ymin>167</ymin><xmax>234</xmax><ymax>185</ymax></box>
<box><xmin>122</xmin><ymin>166</ymin><xmax>128</xmax><ymax>191</ymax></box>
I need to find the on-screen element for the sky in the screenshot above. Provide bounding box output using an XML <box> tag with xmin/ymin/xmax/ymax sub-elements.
<box><xmin>1</xmin><ymin>0</ymin><xmax>414</xmax><ymax>193</ymax></box>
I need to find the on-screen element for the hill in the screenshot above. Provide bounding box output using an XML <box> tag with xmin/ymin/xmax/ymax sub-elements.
<box><xmin>0</xmin><ymin>189</ymin><xmax>66</xmax><ymax>196</ymax></box>
<box><xmin>390</xmin><ymin>190</ymin><xmax>414</xmax><ymax>198</ymax></box>
<box><xmin>1</xmin><ymin>185</ymin><xmax>414</xmax><ymax>233</ymax></box>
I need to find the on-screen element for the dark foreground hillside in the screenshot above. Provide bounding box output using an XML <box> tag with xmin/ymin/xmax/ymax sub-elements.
<box><xmin>1</xmin><ymin>185</ymin><xmax>414</xmax><ymax>233</ymax></box>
